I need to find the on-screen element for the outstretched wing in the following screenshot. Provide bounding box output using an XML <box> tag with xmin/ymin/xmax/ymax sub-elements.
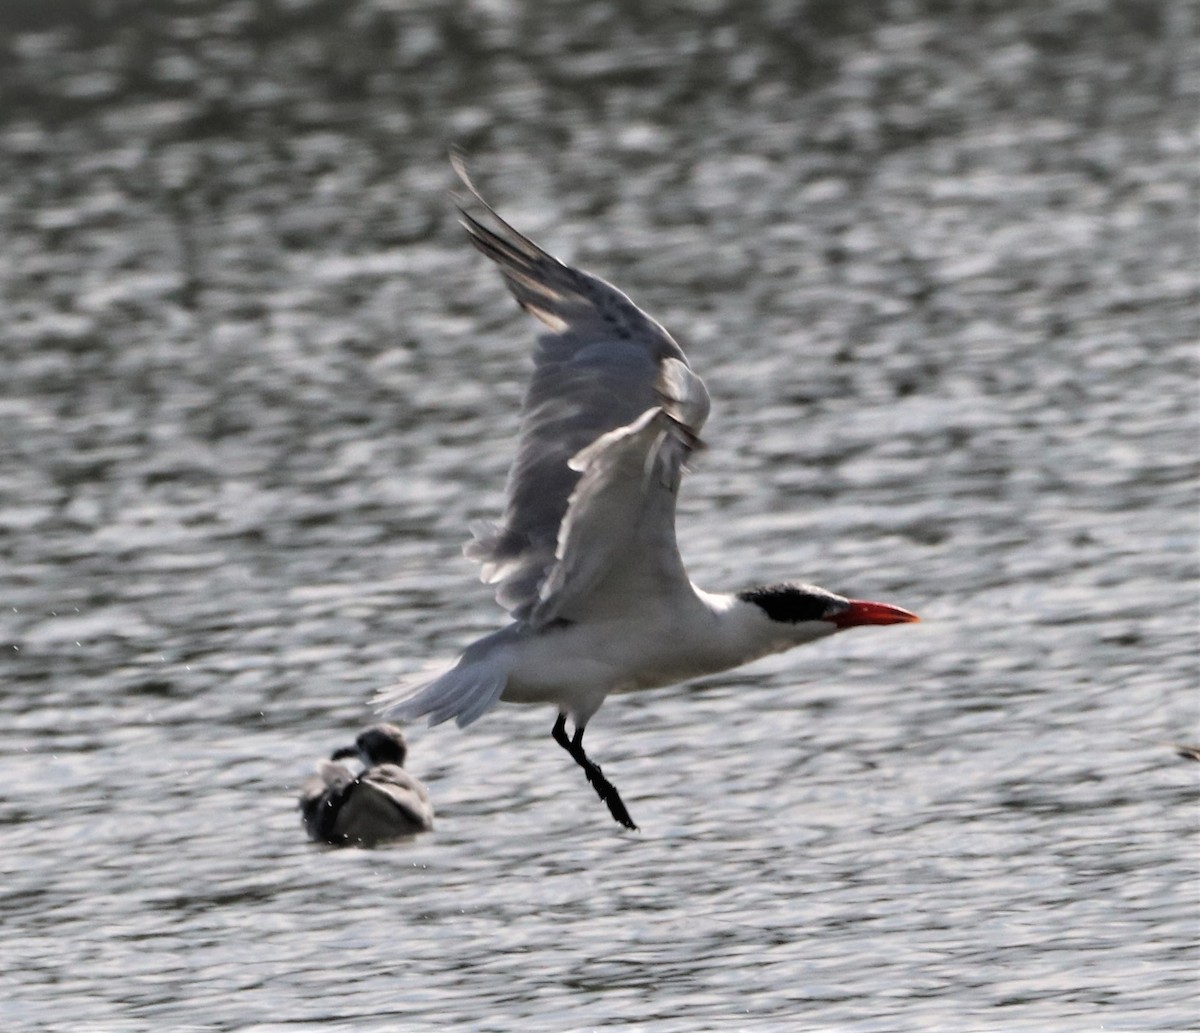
<box><xmin>531</xmin><ymin>403</ymin><xmax>705</xmax><ymax>628</ymax></box>
<box><xmin>454</xmin><ymin>157</ymin><xmax>710</xmax><ymax>620</ymax></box>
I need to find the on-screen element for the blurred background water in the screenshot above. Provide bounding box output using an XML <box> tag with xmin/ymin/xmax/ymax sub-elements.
<box><xmin>1</xmin><ymin>1</ymin><xmax>1197</xmax><ymax>1030</ymax></box>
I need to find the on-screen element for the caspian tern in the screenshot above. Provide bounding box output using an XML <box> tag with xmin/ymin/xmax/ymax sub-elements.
<box><xmin>377</xmin><ymin>157</ymin><xmax>919</xmax><ymax>830</ymax></box>
<box><xmin>300</xmin><ymin>724</ymin><xmax>434</xmax><ymax>845</ymax></box>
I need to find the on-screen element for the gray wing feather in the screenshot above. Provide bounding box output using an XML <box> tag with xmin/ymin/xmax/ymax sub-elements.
<box><xmin>453</xmin><ymin>157</ymin><xmax>709</xmax><ymax>619</ymax></box>
<box><xmin>532</xmin><ymin>406</ymin><xmax>701</xmax><ymax>628</ymax></box>
<box><xmin>360</xmin><ymin>765</ymin><xmax>435</xmax><ymax>832</ymax></box>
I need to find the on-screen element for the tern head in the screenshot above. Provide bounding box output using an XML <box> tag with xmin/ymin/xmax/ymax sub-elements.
<box><xmin>331</xmin><ymin>723</ymin><xmax>409</xmax><ymax>768</ymax></box>
<box><xmin>737</xmin><ymin>582</ymin><xmax>919</xmax><ymax>633</ymax></box>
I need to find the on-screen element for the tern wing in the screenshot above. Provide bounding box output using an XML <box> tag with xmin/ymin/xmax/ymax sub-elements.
<box><xmin>358</xmin><ymin>765</ymin><xmax>435</xmax><ymax>832</ymax></box>
<box><xmin>531</xmin><ymin>403</ymin><xmax>704</xmax><ymax>628</ymax></box>
<box><xmin>454</xmin><ymin>157</ymin><xmax>710</xmax><ymax>620</ymax></box>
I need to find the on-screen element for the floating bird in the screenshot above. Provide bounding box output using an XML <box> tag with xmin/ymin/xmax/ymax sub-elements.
<box><xmin>377</xmin><ymin>157</ymin><xmax>919</xmax><ymax>830</ymax></box>
<box><xmin>300</xmin><ymin>724</ymin><xmax>434</xmax><ymax>845</ymax></box>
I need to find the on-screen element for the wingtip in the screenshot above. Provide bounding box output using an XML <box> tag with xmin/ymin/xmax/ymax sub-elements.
<box><xmin>448</xmin><ymin>145</ymin><xmax>472</xmax><ymax>190</ymax></box>
<box><xmin>449</xmin><ymin>160</ymin><xmax>553</xmax><ymax>274</ymax></box>
<box><xmin>449</xmin><ymin>149</ymin><xmax>495</xmax><ymax>235</ymax></box>
<box><xmin>448</xmin><ymin>148</ymin><xmax>498</xmax><ymax>222</ymax></box>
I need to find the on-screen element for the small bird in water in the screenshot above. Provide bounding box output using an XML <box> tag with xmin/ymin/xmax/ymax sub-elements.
<box><xmin>376</xmin><ymin>157</ymin><xmax>919</xmax><ymax>830</ymax></box>
<box><xmin>299</xmin><ymin>724</ymin><xmax>434</xmax><ymax>846</ymax></box>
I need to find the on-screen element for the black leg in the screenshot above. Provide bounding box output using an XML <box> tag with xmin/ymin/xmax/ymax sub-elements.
<box><xmin>552</xmin><ymin>714</ymin><xmax>638</xmax><ymax>831</ymax></box>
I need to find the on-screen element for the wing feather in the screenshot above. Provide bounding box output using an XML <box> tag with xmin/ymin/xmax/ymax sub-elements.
<box><xmin>453</xmin><ymin>157</ymin><xmax>709</xmax><ymax>619</ymax></box>
<box><xmin>531</xmin><ymin>407</ymin><xmax>699</xmax><ymax>628</ymax></box>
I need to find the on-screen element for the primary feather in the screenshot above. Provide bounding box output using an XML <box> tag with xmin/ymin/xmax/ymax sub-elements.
<box><xmin>452</xmin><ymin>155</ymin><xmax>709</xmax><ymax>622</ymax></box>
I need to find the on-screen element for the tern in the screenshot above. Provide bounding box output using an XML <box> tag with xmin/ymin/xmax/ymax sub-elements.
<box><xmin>300</xmin><ymin>724</ymin><xmax>434</xmax><ymax>845</ymax></box>
<box><xmin>377</xmin><ymin>157</ymin><xmax>919</xmax><ymax>830</ymax></box>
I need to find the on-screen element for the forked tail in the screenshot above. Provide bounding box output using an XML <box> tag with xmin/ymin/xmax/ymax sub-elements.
<box><xmin>373</xmin><ymin>629</ymin><xmax>515</xmax><ymax>729</ymax></box>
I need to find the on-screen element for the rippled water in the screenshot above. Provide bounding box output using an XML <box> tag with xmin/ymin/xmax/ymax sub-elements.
<box><xmin>2</xmin><ymin>1</ymin><xmax>1197</xmax><ymax>1030</ymax></box>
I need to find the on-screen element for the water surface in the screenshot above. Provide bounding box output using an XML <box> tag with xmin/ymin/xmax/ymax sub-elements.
<box><xmin>1</xmin><ymin>2</ymin><xmax>1197</xmax><ymax>1030</ymax></box>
